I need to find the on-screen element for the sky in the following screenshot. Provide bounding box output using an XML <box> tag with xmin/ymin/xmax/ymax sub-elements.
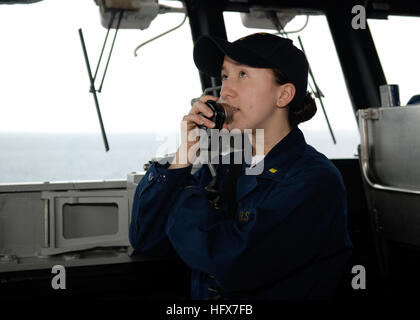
<box><xmin>0</xmin><ymin>0</ymin><xmax>419</xmax><ymax>136</ymax></box>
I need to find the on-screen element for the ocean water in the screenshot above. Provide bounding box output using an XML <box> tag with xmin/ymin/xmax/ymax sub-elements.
<box><xmin>0</xmin><ymin>130</ymin><xmax>360</xmax><ymax>184</ymax></box>
<box><xmin>0</xmin><ymin>132</ymin><xmax>165</xmax><ymax>184</ymax></box>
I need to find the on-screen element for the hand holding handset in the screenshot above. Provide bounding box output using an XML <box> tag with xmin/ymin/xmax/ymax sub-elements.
<box><xmin>198</xmin><ymin>100</ymin><xmax>233</xmax><ymax>131</ymax></box>
<box><xmin>169</xmin><ymin>96</ymin><xmax>233</xmax><ymax>169</ymax></box>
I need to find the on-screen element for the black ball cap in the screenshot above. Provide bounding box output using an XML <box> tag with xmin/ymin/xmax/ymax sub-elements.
<box><xmin>193</xmin><ymin>32</ymin><xmax>309</xmax><ymax>109</ymax></box>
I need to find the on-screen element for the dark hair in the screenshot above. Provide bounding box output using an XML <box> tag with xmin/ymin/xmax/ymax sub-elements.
<box><xmin>272</xmin><ymin>69</ymin><xmax>317</xmax><ymax>127</ymax></box>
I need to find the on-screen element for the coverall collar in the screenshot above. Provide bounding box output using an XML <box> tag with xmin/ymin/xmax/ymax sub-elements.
<box><xmin>237</xmin><ymin>127</ymin><xmax>307</xmax><ymax>200</ymax></box>
<box><xmin>260</xmin><ymin>126</ymin><xmax>307</xmax><ymax>175</ymax></box>
<box><xmin>244</xmin><ymin>126</ymin><xmax>307</xmax><ymax>176</ymax></box>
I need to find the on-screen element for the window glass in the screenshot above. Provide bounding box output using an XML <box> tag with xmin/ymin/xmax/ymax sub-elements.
<box><xmin>368</xmin><ymin>16</ymin><xmax>420</xmax><ymax>106</ymax></box>
<box><xmin>0</xmin><ymin>0</ymin><xmax>201</xmax><ymax>183</ymax></box>
<box><xmin>223</xmin><ymin>12</ymin><xmax>360</xmax><ymax>159</ymax></box>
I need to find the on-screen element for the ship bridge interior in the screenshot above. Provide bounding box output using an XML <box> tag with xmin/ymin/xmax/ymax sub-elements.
<box><xmin>1</xmin><ymin>0</ymin><xmax>420</xmax><ymax>300</ymax></box>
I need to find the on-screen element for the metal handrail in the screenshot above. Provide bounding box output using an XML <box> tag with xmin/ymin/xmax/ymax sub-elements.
<box><xmin>358</xmin><ymin>108</ymin><xmax>420</xmax><ymax>194</ymax></box>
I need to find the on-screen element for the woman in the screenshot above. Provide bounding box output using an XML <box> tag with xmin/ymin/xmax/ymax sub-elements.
<box><xmin>129</xmin><ymin>32</ymin><xmax>352</xmax><ymax>300</ymax></box>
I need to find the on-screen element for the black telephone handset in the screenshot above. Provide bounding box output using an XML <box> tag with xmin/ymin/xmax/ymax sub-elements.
<box><xmin>198</xmin><ymin>100</ymin><xmax>233</xmax><ymax>130</ymax></box>
<box><xmin>196</xmin><ymin>100</ymin><xmax>234</xmax><ymax>209</ymax></box>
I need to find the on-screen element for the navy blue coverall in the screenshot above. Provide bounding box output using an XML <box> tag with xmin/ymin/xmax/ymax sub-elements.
<box><xmin>129</xmin><ymin>127</ymin><xmax>353</xmax><ymax>299</ymax></box>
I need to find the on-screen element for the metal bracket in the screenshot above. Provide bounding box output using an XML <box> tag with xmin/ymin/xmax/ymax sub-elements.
<box><xmin>359</xmin><ymin>108</ymin><xmax>380</xmax><ymax>120</ymax></box>
<box><xmin>44</xmin><ymin>199</ymin><xmax>50</xmax><ymax>248</ymax></box>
